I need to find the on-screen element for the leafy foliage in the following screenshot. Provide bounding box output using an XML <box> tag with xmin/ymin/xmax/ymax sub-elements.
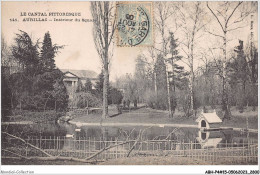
<box><xmin>73</xmin><ymin>92</ymin><xmax>102</xmax><ymax>109</ymax></box>
<box><xmin>11</xmin><ymin>30</ymin><xmax>40</xmax><ymax>75</ymax></box>
<box><xmin>40</xmin><ymin>32</ymin><xmax>56</xmax><ymax>71</ymax></box>
<box><xmin>1</xmin><ymin>72</ymin><xmax>12</xmax><ymax>117</ymax></box>
<box><xmin>108</xmin><ymin>87</ymin><xmax>123</xmax><ymax>105</ymax></box>
<box><xmin>5</xmin><ymin>30</ymin><xmax>68</xmax><ymax>113</ymax></box>
<box><xmin>83</xmin><ymin>78</ymin><xmax>93</xmax><ymax>92</ymax></box>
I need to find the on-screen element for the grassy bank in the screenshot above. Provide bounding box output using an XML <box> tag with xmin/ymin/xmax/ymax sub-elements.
<box><xmin>71</xmin><ymin>106</ymin><xmax>258</xmax><ymax>129</ymax></box>
<box><xmin>2</xmin><ymin>110</ymin><xmax>65</xmax><ymax>123</ymax></box>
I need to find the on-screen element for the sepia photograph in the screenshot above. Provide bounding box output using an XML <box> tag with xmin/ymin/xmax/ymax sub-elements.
<box><xmin>1</xmin><ymin>0</ymin><xmax>259</xmax><ymax>174</ymax></box>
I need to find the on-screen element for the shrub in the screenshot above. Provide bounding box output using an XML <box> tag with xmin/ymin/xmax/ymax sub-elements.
<box><xmin>5</xmin><ymin>110</ymin><xmax>64</xmax><ymax>123</ymax></box>
<box><xmin>108</xmin><ymin>87</ymin><xmax>123</xmax><ymax>105</ymax></box>
<box><xmin>72</xmin><ymin>92</ymin><xmax>102</xmax><ymax>109</ymax></box>
<box><xmin>144</xmin><ymin>89</ymin><xmax>169</xmax><ymax>110</ymax></box>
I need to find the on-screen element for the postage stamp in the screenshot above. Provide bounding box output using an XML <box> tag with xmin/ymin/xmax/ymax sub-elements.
<box><xmin>116</xmin><ymin>2</ymin><xmax>153</xmax><ymax>47</ymax></box>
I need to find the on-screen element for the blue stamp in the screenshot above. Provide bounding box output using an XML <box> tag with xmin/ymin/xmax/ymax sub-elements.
<box><xmin>116</xmin><ymin>2</ymin><xmax>153</xmax><ymax>47</ymax></box>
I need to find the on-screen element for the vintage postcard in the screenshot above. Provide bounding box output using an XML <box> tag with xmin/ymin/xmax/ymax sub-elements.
<box><xmin>1</xmin><ymin>1</ymin><xmax>259</xmax><ymax>174</ymax></box>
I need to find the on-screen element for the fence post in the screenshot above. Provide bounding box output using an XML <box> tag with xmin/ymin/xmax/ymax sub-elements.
<box><xmin>233</xmin><ymin>142</ymin><xmax>234</xmax><ymax>162</ymax></box>
<box><xmin>226</xmin><ymin>140</ymin><xmax>228</xmax><ymax>161</ymax></box>
<box><xmin>88</xmin><ymin>137</ymin><xmax>90</xmax><ymax>158</ymax></box>
<box><xmin>189</xmin><ymin>141</ymin><xmax>192</xmax><ymax>158</ymax></box>
<box><xmin>147</xmin><ymin>140</ymin><xmax>149</xmax><ymax>151</ymax></box>
<box><xmin>152</xmin><ymin>142</ymin><xmax>155</xmax><ymax>155</ymax></box>
<box><xmin>40</xmin><ymin>136</ymin><xmax>42</xmax><ymax>149</ymax></box>
<box><xmin>56</xmin><ymin>136</ymin><xmax>58</xmax><ymax>156</ymax></box>
<box><xmin>84</xmin><ymin>137</ymin><xmax>86</xmax><ymax>157</ymax></box>
<box><xmin>94</xmin><ymin>137</ymin><xmax>96</xmax><ymax>158</ymax></box>
<box><xmin>242</xmin><ymin>139</ymin><xmax>244</xmax><ymax>163</ymax></box>
<box><xmin>116</xmin><ymin>138</ymin><xmax>118</xmax><ymax>159</ymax></box>
<box><xmin>182</xmin><ymin>140</ymin><xmax>184</xmax><ymax>156</ymax></box>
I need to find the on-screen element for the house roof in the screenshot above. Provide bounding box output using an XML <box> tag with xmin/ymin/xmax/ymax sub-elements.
<box><xmin>196</xmin><ymin>111</ymin><xmax>222</xmax><ymax>124</ymax></box>
<box><xmin>63</xmin><ymin>71</ymin><xmax>79</xmax><ymax>78</ymax></box>
<box><xmin>61</xmin><ymin>69</ymin><xmax>98</xmax><ymax>79</ymax></box>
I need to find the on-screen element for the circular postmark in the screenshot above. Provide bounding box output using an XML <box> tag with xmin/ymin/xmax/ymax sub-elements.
<box><xmin>117</xmin><ymin>5</ymin><xmax>150</xmax><ymax>46</ymax></box>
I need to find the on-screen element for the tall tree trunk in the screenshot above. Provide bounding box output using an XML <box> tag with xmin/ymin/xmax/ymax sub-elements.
<box><xmin>250</xmin><ymin>16</ymin><xmax>257</xmax><ymax>111</ymax></box>
<box><xmin>154</xmin><ymin>70</ymin><xmax>157</xmax><ymax>95</ymax></box>
<box><xmin>102</xmin><ymin>61</ymin><xmax>109</xmax><ymax>119</ymax></box>
<box><xmin>188</xmin><ymin>5</ymin><xmax>198</xmax><ymax>117</ymax></box>
<box><xmin>170</xmin><ymin>59</ymin><xmax>176</xmax><ymax>93</ymax></box>
<box><xmin>222</xmin><ymin>31</ymin><xmax>231</xmax><ymax>120</ymax></box>
<box><xmin>163</xmin><ymin>46</ymin><xmax>172</xmax><ymax>118</ymax></box>
<box><xmin>188</xmin><ymin>71</ymin><xmax>194</xmax><ymax>117</ymax></box>
<box><xmin>166</xmin><ymin>71</ymin><xmax>172</xmax><ymax>118</ymax></box>
<box><xmin>189</xmin><ymin>42</ymin><xmax>194</xmax><ymax>117</ymax></box>
<box><xmin>91</xmin><ymin>2</ymin><xmax>115</xmax><ymax>119</ymax></box>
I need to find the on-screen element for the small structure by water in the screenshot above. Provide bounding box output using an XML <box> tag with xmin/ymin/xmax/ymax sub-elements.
<box><xmin>196</xmin><ymin>131</ymin><xmax>223</xmax><ymax>149</ymax></box>
<box><xmin>196</xmin><ymin>110</ymin><xmax>222</xmax><ymax>130</ymax></box>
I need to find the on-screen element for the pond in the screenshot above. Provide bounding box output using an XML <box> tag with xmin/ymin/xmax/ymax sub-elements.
<box><xmin>2</xmin><ymin>122</ymin><xmax>258</xmax><ymax>151</ymax></box>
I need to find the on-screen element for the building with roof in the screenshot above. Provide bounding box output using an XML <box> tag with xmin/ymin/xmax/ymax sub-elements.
<box><xmin>61</xmin><ymin>69</ymin><xmax>98</xmax><ymax>99</ymax></box>
<box><xmin>195</xmin><ymin>110</ymin><xmax>222</xmax><ymax>130</ymax></box>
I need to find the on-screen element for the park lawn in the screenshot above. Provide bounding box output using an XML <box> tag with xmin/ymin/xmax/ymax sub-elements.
<box><xmin>3</xmin><ymin>110</ymin><xmax>65</xmax><ymax>123</ymax></box>
<box><xmin>71</xmin><ymin>106</ymin><xmax>258</xmax><ymax>129</ymax></box>
<box><xmin>71</xmin><ymin>106</ymin><xmax>195</xmax><ymax>125</ymax></box>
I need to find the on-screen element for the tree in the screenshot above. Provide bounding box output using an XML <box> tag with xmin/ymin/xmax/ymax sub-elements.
<box><xmin>123</xmin><ymin>74</ymin><xmax>138</xmax><ymax>107</ymax></box>
<box><xmin>40</xmin><ymin>32</ymin><xmax>55</xmax><ymax>71</ymax></box>
<box><xmin>154</xmin><ymin>2</ymin><xmax>176</xmax><ymax>117</ymax></box>
<box><xmin>168</xmin><ymin>32</ymin><xmax>183</xmax><ymax>93</ymax></box>
<box><xmin>12</xmin><ymin>30</ymin><xmax>40</xmax><ymax>76</ymax></box>
<box><xmin>146</xmin><ymin>47</ymin><xmax>158</xmax><ymax>94</ymax></box>
<box><xmin>1</xmin><ymin>36</ymin><xmax>10</xmax><ymax>67</ymax></box>
<box><xmin>73</xmin><ymin>92</ymin><xmax>101</xmax><ymax>109</ymax></box>
<box><xmin>91</xmin><ymin>2</ymin><xmax>116</xmax><ymax>119</ymax></box>
<box><xmin>206</xmin><ymin>1</ymin><xmax>255</xmax><ymax>120</ymax></box>
<box><xmin>178</xmin><ymin>2</ymin><xmax>206</xmax><ymax>116</ymax></box>
<box><xmin>154</xmin><ymin>54</ymin><xmax>167</xmax><ymax>91</ymax></box>
<box><xmin>83</xmin><ymin>78</ymin><xmax>93</xmax><ymax>93</ymax></box>
<box><xmin>134</xmin><ymin>55</ymin><xmax>151</xmax><ymax>103</ymax></box>
<box><xmin>108</xmin><ymin>87</ymin><xmax>123</xmax><ymax>113</ymax></box>
<box><xmin>245</xmin><ymin>13</ymin><xmax>258</xmax><ymax>110</ymax></box>
<box><xmin>9</xmin><ymin>30</ymin><xmax>68</xmax><ymax>112</ymax></box>
<box><xmin>1</xmin><ymin>70</ymin><xmax>12</xmax><ymax>117</ymax></box>
<box><xmin>229</xmin><ymin>40</ymin><xmax>248</xmax><ymax>111</ymax></box>
<box><xmin>10</xmin><ymin>31</ymin><xmax>39</xmax><ymax>109</ymax></box>
<box><xmin>94</xmin><ymin>72</ymin><xmax>105</xmax><ymax>98</ymax></box>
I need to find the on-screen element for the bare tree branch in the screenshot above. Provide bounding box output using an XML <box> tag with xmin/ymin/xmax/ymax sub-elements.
<box><xmin>207</xmin><ymin>2</ymin><xmax>225</xmax><ymax>33</ymax></box>
<box><xmin>205</xmin><ymin>30</ymin><xmax>225</xmax><ymax>38</ymax></box>
<box><xmin>225</xmin><ymin>2</ymin><xmax>243</xmax><ymax>28</ymax></box>
<box><xmin>2</xmin><ymin>132</ymin><xmax>53</xmax><ymax>157</ymax></box>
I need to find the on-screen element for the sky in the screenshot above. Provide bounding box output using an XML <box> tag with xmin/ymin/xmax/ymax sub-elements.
<box><xmin>2</xmin><ymin>1</ymin><xmax>142</xmax><ymax>81</ymax></box>
<box><xmin>2</xmin><ymin>1</ymin><xmax>258</xmax><ymax>81</ymax></box>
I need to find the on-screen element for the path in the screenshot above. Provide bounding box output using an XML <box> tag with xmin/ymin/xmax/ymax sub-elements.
<box><xmin>68</xmin><ymin>120</ymin><xmax>197</xmax><ymax>128</ymax></box>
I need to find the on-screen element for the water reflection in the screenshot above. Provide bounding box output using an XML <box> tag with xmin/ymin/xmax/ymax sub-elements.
<box><xmin>196</xmin><ymin>131</ymin><xmax>222</xmax><ymax>148</ymax></box>
<box><xmin>196</xmin><ymin>129</ymin><xmax>257</xmax><ymax>149</ymax></box>
<box><xmin>2</xmin><ymin>123</ymin><xmax>258</xmax><ymax>151</ymax></box>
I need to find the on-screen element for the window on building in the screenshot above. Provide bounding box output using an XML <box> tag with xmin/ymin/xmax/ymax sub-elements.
<box><xmin>201</xmin><ymin>132</ymin><xmax>207</xmax><ymax>140</ymax></box>
<box><xmin>201</xmin><ymin>120</ymin><xmax>206</xmax><ymax>128</ymax></box>
<box><xmin>66</xmin><ymin>81</ymin><xmax>72</xmax><ymax>86</ymax></box>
